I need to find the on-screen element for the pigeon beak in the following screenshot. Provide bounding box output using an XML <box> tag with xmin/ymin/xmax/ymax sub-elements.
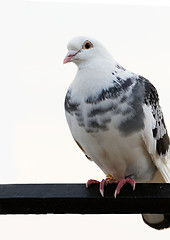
<box><xmin>63</xmin><ymin>50</ymin><xmax>78</xmax><ymax>64</ymax></box>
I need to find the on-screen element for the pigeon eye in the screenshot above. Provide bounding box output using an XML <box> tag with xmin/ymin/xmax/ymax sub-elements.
<box><xmin>83</xmin><ymin>40</ymin><xmax>93</xmax><ymax>50</ymax></box>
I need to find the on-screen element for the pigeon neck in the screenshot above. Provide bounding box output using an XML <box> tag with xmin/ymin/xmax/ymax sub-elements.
<box><xmin>76</xmin><ymin>57</ymin><xmax>118</xmax><ymax>71</ymax></box>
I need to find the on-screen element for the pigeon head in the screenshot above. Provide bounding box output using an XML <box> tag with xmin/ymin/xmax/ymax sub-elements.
<box><xmin>63</xmin><ymin>36</ymin><xmax>112</xmax><ymax>68</ymax></box>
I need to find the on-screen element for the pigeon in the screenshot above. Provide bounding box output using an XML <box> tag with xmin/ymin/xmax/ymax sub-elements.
<box><xmin>63</xmin><ymin>36</ymin><xmax>170</xmax><ymax>230</ymax></box>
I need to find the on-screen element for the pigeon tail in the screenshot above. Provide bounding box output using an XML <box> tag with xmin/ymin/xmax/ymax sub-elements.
<box><xmin>142</xmin><ymin>214</ymin><xmax>170</xmax><ymax>230</ymax></box>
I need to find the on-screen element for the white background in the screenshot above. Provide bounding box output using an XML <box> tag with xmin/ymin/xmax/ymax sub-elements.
<box><xmin>0</xmin><ymin>0</ymin><xmax>170</xmax><ymax>239</ymax></box>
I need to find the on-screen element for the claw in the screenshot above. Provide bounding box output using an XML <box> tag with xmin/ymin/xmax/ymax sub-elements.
<box><xmin>86</xmin><ymin>178</ymin><xmax>107</xmax><ymax>197</ymax></box>
<box><xmin>114</xmin><ymin>177</ymin><xmax>136</xmax><ymax>198</ymax></box>
<box><xmin>86</xmin><ymin>179</ymin><xmax>100</xmax><ymax>188</ymax></box>
<box><xmin>114</xmin><ymin>179</ymin><xmax>126</xmax><ymax>198</ymax></box>
<box><xmin>86</xmin><ymin>175</ymin><xmax>117</xmax><ymax>197</ymax></box>
<box><xmin>126</xmin><ymin>177</ymin><xmax>136</xmax><ymax>190</ymax></box>
<box><xmin>87</xmin><ymin>175</ymin><xmax>136</xmax><ymax>198</ymax></box>
<box><xmin>99</xmin><ymin>179</ymin><xmax>106</xmax><ymax>197</ymax></box>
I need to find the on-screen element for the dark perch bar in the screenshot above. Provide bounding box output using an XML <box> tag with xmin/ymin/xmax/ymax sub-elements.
<box><xmin>0</xmin><ymin>183</ymin><xmax>170</xmax><ymax>214</ymax></box>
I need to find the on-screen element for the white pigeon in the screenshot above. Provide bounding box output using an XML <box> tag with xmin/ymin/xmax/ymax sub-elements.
<box><xmin>63</xmin><ymin>36</ymin><xmax>170</xmax><ymax>230</ymax></box>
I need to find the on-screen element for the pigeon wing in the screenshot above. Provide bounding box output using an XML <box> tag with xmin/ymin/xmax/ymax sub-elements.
<box><xmin>141</xmin><ymin>77</ymin><xmax>170</xmax><ymax>182</ymax></box>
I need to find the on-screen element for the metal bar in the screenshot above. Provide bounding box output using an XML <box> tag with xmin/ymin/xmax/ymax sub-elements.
<box><xmin>0</xmin><ymin>183</ymin><xmax>170</xmax><ymax>214</ymax></box>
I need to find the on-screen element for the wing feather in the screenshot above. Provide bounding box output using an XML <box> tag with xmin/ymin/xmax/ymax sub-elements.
<box><xmin>141</xmin><ymin>76</ymin><xmax>170</xmax><ymax>182</ymax></box>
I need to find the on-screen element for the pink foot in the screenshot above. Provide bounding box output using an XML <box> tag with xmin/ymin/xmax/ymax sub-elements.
<box><xmin>114</xmin><ymin>177</ymin><xmax>136</xmax><ymax>198</ymax></box>
<box><xmin>86</xmin><ymin>176</ymin><xmax>117</xmax><ymax>197</ymax></box>
<box><xmin>86</xmin><ymin>179</ymin><xmax>100</xmax><ymax>188</ymax></box>
<box><xmin>99</xmin><ymin>178</ymin><xmax>117</xmax><ymax>197</ymax></box>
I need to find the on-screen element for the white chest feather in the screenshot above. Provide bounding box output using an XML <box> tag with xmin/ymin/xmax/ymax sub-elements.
<box><xmin>66</xmin><ymin>110</ymin><xmax>156</xmax><ymax>182</ymax></box>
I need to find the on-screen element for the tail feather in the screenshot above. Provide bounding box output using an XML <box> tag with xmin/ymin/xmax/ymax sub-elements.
<box><xmin>143</xmin><ymin>167</ymin><xmax>170</xmax><ymax>230</ymax></box>
<box><xmin>142</xmin><ymin>214</ymin><xmax>170</xmax><ymax>230</ymax></box>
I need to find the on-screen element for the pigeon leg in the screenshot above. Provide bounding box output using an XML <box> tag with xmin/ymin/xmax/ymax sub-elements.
<box><xmin>86</xmin><ymin>174</ymin><xmax>117</xmax><ymax>197</ymax></box>
<box><xmin>114</xmin><ymin>175</ymin><xmax>136</xmax><ymax>198</ymax></box>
